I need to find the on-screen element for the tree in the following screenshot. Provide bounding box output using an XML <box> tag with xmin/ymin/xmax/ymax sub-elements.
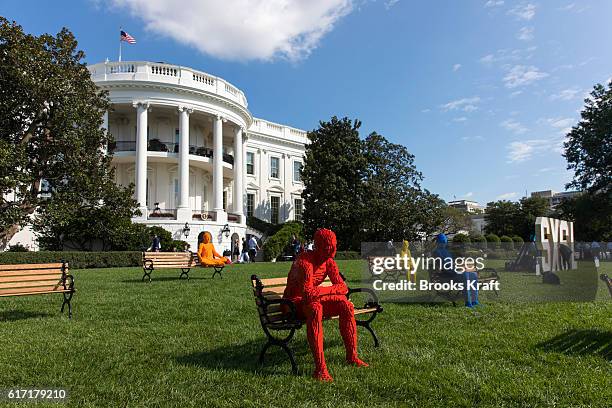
<box><xmin>484</xmin><ymin>200</ymin><xmax>521</xmax><ymax>237</ymax></box>
<box><xmin>361</xmin><ymin>132</ymin><xmax>444</xmax><ymax>242</ymax></box>
<box><xmin>515</xmin><ymin>196</ymin><xmax>550</xmax><ymax>240</ymax></box>
<box><xmin>552</xmin><ymin>193</ymin><xmax>612</xmax><ymax>241</ymax></box>
<box><xmin>0</xmin><ymin>18</ymin><xmax>137</xmax><ymax>249</ymax></box>
<box><xmin>301</xmin><ymin>117</ymin><xmax>367</xmax><ymax>250</ymax></box>
<box><xmin>564</xmin><ymin>81</ymin><xmax>612</xmax><ymax>194</ymax></box>
<box><xmin>437</xmin><ymin>206</ymin><xmax>473</xmax><ymax>235</ymax></box>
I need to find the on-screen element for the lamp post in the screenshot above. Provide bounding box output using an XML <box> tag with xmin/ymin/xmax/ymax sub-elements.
<box><xmin>183</xmin><ymin>222</ymin><xmax>190</xmax><ymax>239</ymax></box>
<box><xmin>222</xmin><ymin>224</ymin><xmax>231</xmax><ymax>238</ymax></box>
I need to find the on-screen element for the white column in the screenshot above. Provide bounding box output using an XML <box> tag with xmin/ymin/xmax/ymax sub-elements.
<box><xmin>134</xmin><ymin>102</ymin><xmax>149</xmax><ymax>218</ymax></box>
<box><xmin>177</xmin><ymin>106</ymin><xmax>192</xmax><ymax>221</ymax></box>
<box><xmin>101</xmin><ymin>111</ymin><xmax>109</xmax><ymax>155</ymax></box>
<box><xmin>212</xmin><ymin>115</ymin><xmax>225</xmax><ymax>220</ymax></box>
<box><xmin>233</xmin><ymin>127</ymin><xmax>244</xmax><ymax>221</ymax></box>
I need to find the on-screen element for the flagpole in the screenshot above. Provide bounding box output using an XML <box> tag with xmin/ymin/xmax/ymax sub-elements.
<box><xmin>118</xmin><ymin>27</ymin><xmax>122</xmax><ymax>62</ymax></box>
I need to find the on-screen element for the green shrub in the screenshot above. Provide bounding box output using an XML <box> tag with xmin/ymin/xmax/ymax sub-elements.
<box><xmin>500</xmin><ymin>235</ymin><xmax>514</xmax><ymax>250</ymax></box>
<box><xmin>469</xmin><ymin>234</ymin><xmax>487</xmax><ymax>250</ymax></box>
<box><xmin>485</xmin><ymin>234</ymin><xmax>500</xmax><ymax>248</ymax></box>
<box><xmin>7</xmin><ymin>243</ymin><xmax>29</xmax><ymax>252</ymax></box>
<box><xmin>335</xmin><ymin>251</ymin><xmax>361</xmax><ymax>260</ymax></box>
<box><xmin>0</xmin><ymin>251</ymin><xmax>142</xmax><ymax>269</ymax></box>
<box><xmin>147</xmin><ymin>226</ymin><xmax>173</xmax><ymax>251</ymax></box>
<box><xmin>512</xmin><ymin>235</ymin><xmax>524</xmax><ymax>244</ymax></box>
<box><xmin>167</xmin><ymin>240</ymin><xmax>189</xmax><ymax>252</ymax></box>
<box><xmin>262</xmin><ymin>222</ymin><xmax>303</xmax><ymax>261</ymax></box>
<box><xmin>452</xmin><ymin>233</ymin><xmax>470</xmax><ymax>243</ymax></box>
<box><xmin>247</xmin><ymin>216</ymin><xmax>283</xmax><ymax>236</ymax></box>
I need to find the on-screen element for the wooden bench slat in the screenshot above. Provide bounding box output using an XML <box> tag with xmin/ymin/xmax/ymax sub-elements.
<box><xmin>0</xmin><ymin>269</ymin><xmax>64</xmax><ymax>277</ymax></box>
<box><xmin>0</xmin><ymin>288</ymin><xmax>72</xmax><ymax>297</ymax></box>
<box><xmin>0</xmin><ymin>280</ymin><xmax>64</xmax><ymax>290</ymax></box>
<box><xmin>258</xmin><ymin>277</ymin><xmax>332</xmax><ymax>287</ymax></box>
<box><xmin>0</xmin><ymin>274</ymin><xmax>63</xmax><ymax>283</ymax></box>
<box><xmin>0</xmin><ymin>263</ymin><xmax>64</xmax><ymax>271</ymax></box>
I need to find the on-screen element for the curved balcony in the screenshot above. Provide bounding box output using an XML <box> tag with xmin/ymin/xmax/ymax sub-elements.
<box><xmin>88</xmin><ymin>61</ymin><xmax>248</xmax><ymax>109</ymax></box>
<box><xmin>109</xmin><ymin>140</ymin><xmax>234</xmax><ymax>164</ymax></box>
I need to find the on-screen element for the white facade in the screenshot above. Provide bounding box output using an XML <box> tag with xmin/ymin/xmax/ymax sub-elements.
<box><xmin>90</xmin><ymin>61</ymin><xmax>307</xmax><ymax>251</ymax></box>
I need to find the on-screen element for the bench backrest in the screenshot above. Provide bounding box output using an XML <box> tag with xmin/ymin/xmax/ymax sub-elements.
<box><xmin>0</xmin><ymin>263</ymin><xmax>68</xmax><ymax>296</ymax></box>
<box><xmin>251</xmin><ymin>275</ymin><xmax>333</xmax><ymax>323</ymax></box>
<box><xmin>142</xmin><ymin>252</ymin><xmax>195</xmax><ymax>268</ymax></box>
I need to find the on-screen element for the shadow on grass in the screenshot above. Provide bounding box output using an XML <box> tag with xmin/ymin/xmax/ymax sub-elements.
<box><xmin>121</xmin><ymin>275</ymin><xmax>213</xmax><ymax>284</ymax></box>
<box><xmin>175</xmin><ymin>338</ymin><xmax>345</xmax><ymax>377</ymax></box>
<box><xmin>537</xmin><ymin>329</ymin><xmax>611</xmax><ymax>361</ymax></box>
<box><xmin>0</xmin><ymin>310</ymin><xmax>51</xmax><ymax>322</ymax></box>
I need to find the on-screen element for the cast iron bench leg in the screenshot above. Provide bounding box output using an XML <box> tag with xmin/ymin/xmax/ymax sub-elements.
<box><xmin>259</xmin><ymin>339</ymin><xmax>298</xmax><ymax>375</ymax></box>
<box><xmin>61</xmin><ymin>292</ymin><xmax>74</xmax><ymax>319</ymax></box>
<box><xmin>179</xmin><ymin>268</ymin><xmax>190</xmax><ymax>280</ymax></box>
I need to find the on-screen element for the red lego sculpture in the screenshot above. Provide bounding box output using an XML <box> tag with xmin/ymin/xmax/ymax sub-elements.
<box><xmin>283</xmin><ymin>228</ymin><xmax>368</xmax><ymax>382</ymax></box>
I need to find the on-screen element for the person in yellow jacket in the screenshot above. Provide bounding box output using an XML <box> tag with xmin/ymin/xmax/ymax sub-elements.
<box><xmin>400</xmin><ymin>240</ymin><xmax>415</xmax><ymax>283</ymax></box>
<box><xmin>198</xmin><ymin>231</ymin><xmax>232</xmax><ymax>267</ymax></box>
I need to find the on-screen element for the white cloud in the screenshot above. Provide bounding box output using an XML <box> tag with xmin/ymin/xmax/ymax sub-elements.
<box><xmin>109</xmin><ymin>0</ymin><xmax>353</xmax><ymax>61</ymax></box>
<box><xmin>501</xmin><ymin>119</ymin><xmax>528</xmax><ymax>134</ymax></box>
<box><xmin>517</xmin><ymin>27</ymin><xmax>534</xmax><ymax>41</ymax></box>
<box><xmin>496</xmin><ymin>192</ymin><xmax>518</xmax><ymax>200</ymax></box>
<box><xmin>503</xmin><ymin>65</ymin><xmax>549</xmax><ymax>88</ymax></box>
<box><xmin>479</xmin><ymin>47</ymin><xmax>537</xmax><ymax>66</ymax></box>
<box><xmin>453</xmin><ymin>63</ymin><xmax>462</xmax><ymax>72</ymax></box>
<box><xmin>440</xmin><ymin>96</ymin><xmax>481</xmax><ymax>112</ymax></box>
<box><xmin>485</xmin><ymin>0</ymin><xmax>504</xmax><ymax>7</ymax></box>
<box><xmin>546</xmin><ymin>117</ymin><xmax>574</xmax><ymax>129</ymax></box>
<box><xmin>509</xmin><ymin>3</ymin><xmax>536</xmax><ymax>20</ymax></box>
<box><xmin>384</xmin><ymin>0</ymin><xmax>400</xmax><ymax>10</ymax></box>
<box><xmin>550</xmin><ymin>87</ymin><xmax>581</xmax><ymax>101</ymax></box>
<box><xmin>506</xmin><ymin>138</ymin><xmax>563</xmax><ymax>163</ymax></box>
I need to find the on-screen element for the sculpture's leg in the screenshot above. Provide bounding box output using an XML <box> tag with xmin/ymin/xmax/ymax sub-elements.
<box><xmin>304</xmin><ymin>301</ymin><xmax>332</xmax><ymax>382</ymax></box>
<box><xmin>323</xmin><ymin>297</ymin><xmax>368</xmax><ymax>367</ymax></box>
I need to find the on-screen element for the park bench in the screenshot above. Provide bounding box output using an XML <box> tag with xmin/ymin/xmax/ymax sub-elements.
<box><xmin>601</xmin><ymin>274</ymin><xmax>612</xmax><ymax>298</ymax></box>
<box><xmin>251</xmin><ymin>274</ymin><xmax>383</xmax><ymax>374</ymax></box>
<box><xmin>0</xmin><ymin>262</ymin><xmax>75</xmax><ymax>318</ymax></box>
<box><xmin>142</xmin><ymin>252</ymin><xmax>225</xmax><ymax>281</ymax></box>
<box><xmin>367</xmin><ymin>256</ymin><xmax>404</xmax><ymax>281</ymax></box>
<box><xmin>429</xmin><ymin>267</ymin><xmax>499</xmax><ymax>306</ymax></box>
<box><xmin>141</xmin><ymin>251</ymin><xmax>195</xmax><ymax>282</ymax></box>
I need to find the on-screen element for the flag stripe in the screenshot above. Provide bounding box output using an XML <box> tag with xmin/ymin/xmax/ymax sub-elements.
<box><xmin>120</xmin><ymin>30</ymin><xmax>136</xmax><ymax>44</ymax></box>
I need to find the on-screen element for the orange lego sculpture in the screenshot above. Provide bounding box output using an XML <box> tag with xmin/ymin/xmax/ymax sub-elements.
<box><xmin>283</xmin><ymin>228</ymin><xmax>368</xmax><ymax>382</ymax></box>
<box><xmin>197</xmin><ymin>231</ymin><xmax>231</xmax><ymax>267</ymax></box>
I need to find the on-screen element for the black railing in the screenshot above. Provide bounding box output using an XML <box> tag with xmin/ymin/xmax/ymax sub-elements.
<box><xmin>108</xmin><ymin>138</ymin><xmax>234</xmax><ymax>165</ymax></box>
<box><xmin>148</xmin><ymin>205</ymin><xmax>177</xmax><ymax>219</ymax></box>
<box><xmin>109</xmin><ymin>141</ymin><xmax>136</xmax><ymax>152</ymax></box>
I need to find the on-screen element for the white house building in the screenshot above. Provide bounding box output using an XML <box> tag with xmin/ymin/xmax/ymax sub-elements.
<box><xmin>90</xmin><ymin>60</ymin><xmax>307</xmax><ymax>251</ymax></box>
<box><xmin>5</xmin><ymin>61</ymin><xmax>308</xmax><ymax>252</ymax></box>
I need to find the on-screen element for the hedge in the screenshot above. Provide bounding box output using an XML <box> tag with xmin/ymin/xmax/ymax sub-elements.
<box><xmin>0</xmin><ymin>251</ymin><xmax>142</xmax><ymax>269</ymax></box>
<box><xmin>262</xmin><ymin>222</ymin><xmax>303</xmax><ymax>261</ymax></box>
<box><xmin>335</xmin><ymin>251</ymin><xmax>361</xmax><ymax>260</ymax></box>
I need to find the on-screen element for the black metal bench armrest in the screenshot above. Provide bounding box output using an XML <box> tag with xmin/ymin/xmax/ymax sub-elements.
<box><xmin>347</xmin><ymin>287</ymin><xmax>383</xmax><ymax>312</ymax></box>
<box><xmin>143</xmin><ymin>259</ymin><xmax>154</xmax><ymax>270</ymax></box>
<box><xmin>64</xmin><ymin>274</ymin><xmax>75</xmax><ymax>291</ymax></box>
<box><xmin>262</xmin><ymin>298</ymin><xmax>298</xmax><ymax>323</ymax></box>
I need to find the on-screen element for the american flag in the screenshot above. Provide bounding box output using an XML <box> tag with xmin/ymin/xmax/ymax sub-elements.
<box><xmin>120</xmin><ymin>30</ymin><xmax>136</xmax><ymax>44</ymax></box>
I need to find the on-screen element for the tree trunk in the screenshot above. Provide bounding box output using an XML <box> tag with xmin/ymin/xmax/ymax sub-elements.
<box><xmin>0</xmin><ymin>224</ymin><xmax>21</xmax><ymax>251</ymax></box>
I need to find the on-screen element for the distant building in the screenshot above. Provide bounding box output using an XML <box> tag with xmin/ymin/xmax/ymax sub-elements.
<box><xmin>448</xmin><ymin>199</ymin><xmax>484</xmax><ymax>213</ymax></box>
<box><xmin>530</xmin><ymin>190</ymin><xmax>582</xmax><ymax>209</ymax></box>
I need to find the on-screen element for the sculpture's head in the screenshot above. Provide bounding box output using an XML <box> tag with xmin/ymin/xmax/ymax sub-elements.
<box><xmin>202</xmin><ymin>231</ymin><xmax>212</xmax><ymax>244</ymax></box>
<box><xmin>313</xmin><ymin>228</ymin><xmax>337</xmax><ymax>261</ymax></box>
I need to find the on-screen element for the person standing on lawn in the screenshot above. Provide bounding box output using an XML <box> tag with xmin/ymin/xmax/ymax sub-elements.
<box><xmin>248</xmin><ymin>235</ymin><xmax>260</xmax><ymax>262</ymax></box>
<box><xmin>151</xmin><ymin>234</ymin><xmax>161</xmax><ymax>252</ymax></box>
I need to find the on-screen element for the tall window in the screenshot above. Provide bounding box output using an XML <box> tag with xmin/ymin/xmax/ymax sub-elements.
<box><xmin>173</xmin><ymin>179</ymin><xmax>179</xmax><ymax>208</ymax></box>
<box><xmin>294</xmin><ymin>198</ymin><xmax>303</xmax><ymax>222</ymax></box>
<box><xmin>270</xmin><ymin>196</ymin><xmax>280</xmax><ymax>224</ymax></box>
<box><xmin>270</xmin><ymin>157</ymin><xmax>280</xmax><ymax>179</ymax></box>
<box><xmin>223</xmin><ymin>191</ymin><xmax>227</xmax><ymax>211</ymax></box>
<box><xmin>293</xmin><ymin>161</ymin><xmax>303</xmax><ymax>182</ymax></box>
<box><xmin>247</xmin><ymin>193</ymin><xmax>255</xmax><ymax>218</ymax></box>
<box><xmin>246</xmin><ymin>152</ymin><xmax>255</xmax><ymax>175</ymax></box>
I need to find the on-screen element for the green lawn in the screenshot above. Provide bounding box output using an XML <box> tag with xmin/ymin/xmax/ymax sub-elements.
<box><xmin>0</xmin><ymin>260</ymin><xmax>610</xmax><ymax>407</ymax></box>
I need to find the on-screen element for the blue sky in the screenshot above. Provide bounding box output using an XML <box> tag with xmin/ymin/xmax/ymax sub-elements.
<box><xmin>2</xmin><ymin>0</ymin><xmax>611</xmax><ymax>204</ymax></box>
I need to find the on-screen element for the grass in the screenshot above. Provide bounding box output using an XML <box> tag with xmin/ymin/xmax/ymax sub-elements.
<box><xmin>0</xmin><ymin>260</ymin><xmax>610</xmax><ymax>407</ymax></box>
